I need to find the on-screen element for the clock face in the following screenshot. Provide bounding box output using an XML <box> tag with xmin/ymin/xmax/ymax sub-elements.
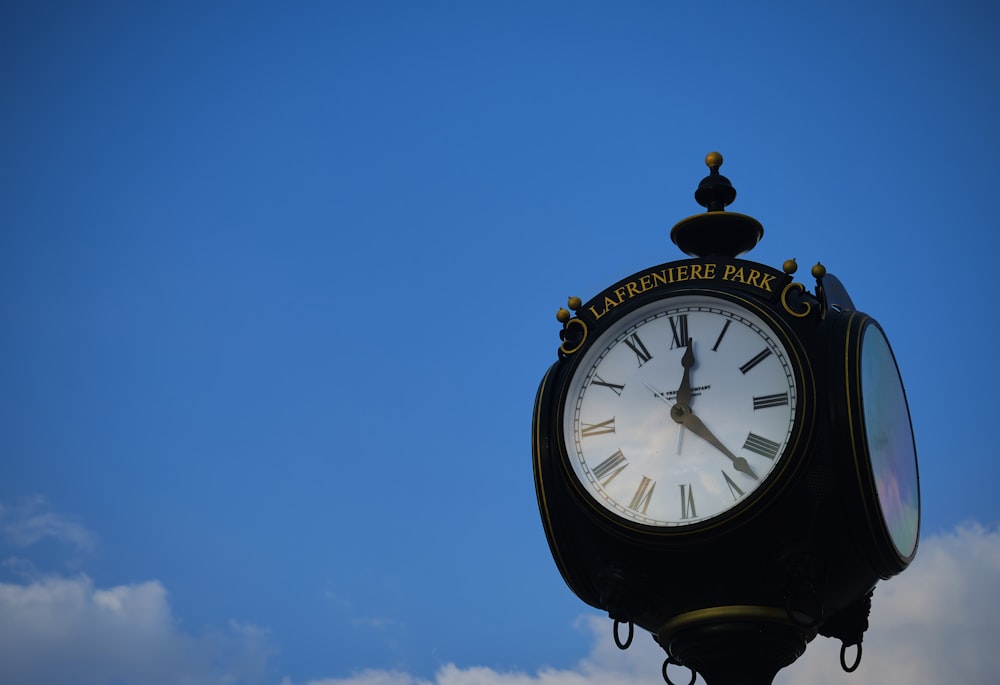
<box><xmin>859</xmin><ymin>323</ymin><xmax>919</xmax><ymax>560</ymax></box>
<box><xmin>562</xmin><ymin>294</ymin><xmax>799</xmax><ymax>528</ymax></box>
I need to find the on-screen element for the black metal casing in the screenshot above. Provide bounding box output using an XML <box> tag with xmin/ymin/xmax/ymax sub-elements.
<box><xmin>531</xmin><ymin>154</ymin><xmax>919</xmax><ymax>684</ymax></box>
<box><xmin>532</xmin><ymin>255</ymin><xmax>919</xmax><ymax>652</ymax></box>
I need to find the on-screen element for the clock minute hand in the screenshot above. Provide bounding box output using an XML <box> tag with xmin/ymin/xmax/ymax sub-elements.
<box><xmin>674</xmin><ymin>409</ymin><xmax>759</xmax><ymax>480</ymax></box>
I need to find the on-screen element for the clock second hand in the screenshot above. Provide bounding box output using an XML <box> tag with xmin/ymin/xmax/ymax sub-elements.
<box><xmin>644</xmin><ymin>380</ymin><xmax>688</xmax><ymax>455</ymax></box>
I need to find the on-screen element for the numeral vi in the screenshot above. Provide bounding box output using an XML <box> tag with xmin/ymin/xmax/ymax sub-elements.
<box><xmin>679</xmin><ymin>483</ymin><xmax>697</xmax><ymax>519</ymax></box>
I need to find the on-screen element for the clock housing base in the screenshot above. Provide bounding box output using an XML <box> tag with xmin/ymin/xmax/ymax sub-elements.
<box><xmin>658</xmin><ymin>606</ymin><xmax>813</xmax><ymax>685</ymax></box>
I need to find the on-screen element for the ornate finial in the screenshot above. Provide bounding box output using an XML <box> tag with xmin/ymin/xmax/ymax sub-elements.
<box><xmin>670</xmin><ymin>153</ymin><xmax>764</xmax><ymax>258</ymax></box>
<box><xmin>694</xmin><ymin>152</ymin><xmax>736</xmax><ymax>212</ymax></box>
<box><xmin>783</xmin><ymin>258</ymin><xmax>798</xmax><ymax>275</ymax></box>
<box><xmin>812</xmin><ymin>262</ymin><xmax>829</xmax><ymax>319</ymax></box>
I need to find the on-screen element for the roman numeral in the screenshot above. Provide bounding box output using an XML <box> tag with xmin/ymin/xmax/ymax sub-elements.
<box><xmin>743</xmin><ymin>432</ymin><xmax>781</xmax><ymax>459</ymax></box>
<box><xmin>722</xmin><ymin>470</ymin><xmax>745</xmax><ymax>500</ymax></box>
<box><xmin>753</xmin><ymin>393</ymin><xmax>789</xmax><ymax>410</ymax></box>
<box><xmin>592</xmin><ymin>450</ymin><xmax>628</xmax><ymax>486</ymax></box>
<box><xmin>622</xmin><ymin>333</ymin><xmax>653</xmax><ymax>366</ymax></box>
<box><xmin>739</xmin><ymin>348</ymin><xmax>773</xmax><ymax>374</ymax></box>
<box><xmin>591</xmin><ymin>375</ymin><xmax>625</xmax><ymax>396</ymax></box>
<box><xmin>680</xmin><ymin>483</ymin><xmax>697</xmax><ymax>519</ymax></box>
<box><xmin>629</xmin><ymin>476</ymin><xmax>655</xmax><ymax>514</ymax></box>
<box><xmin>712</xmin><ymin>319</ymin><xmax>731</xmax><ymax>351</ymax></box>
<box><xmin>668</xmin><ymin>315</ymin><xmax>689</xmax><ymax>349</ymax></box>
<box><xmin>580</xmin><ymin>417</ymin><xmax>616</xmax><ymax>438</ymax></box>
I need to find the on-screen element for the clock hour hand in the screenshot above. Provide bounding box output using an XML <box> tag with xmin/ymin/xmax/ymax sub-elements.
<box><xmin>643</xmin><ymin>343</ymin><xmax>695</xmax><ymax>408</ymax></box>
<box><xmin>672</xmin><ymin>408</ymin><xmax>759</xmax><ymax>480</ymax></box>
<box><xmin>675</xmin><ymin>339</ymin><xmax>695</xmax><ymax>408</ymax></box>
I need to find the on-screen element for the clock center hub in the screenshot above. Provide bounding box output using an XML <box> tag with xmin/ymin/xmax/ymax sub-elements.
<box><xmin>670</xmin><ymin>404</ymin><xmax>689</xmax><ymax>423</ymax></box>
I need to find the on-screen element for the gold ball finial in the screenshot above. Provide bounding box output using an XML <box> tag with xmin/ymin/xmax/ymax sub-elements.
<box><xmin>705</xmin><ymin>151</ymin><xmax>723</xmax><ymax>170</ymax></box>
<box><xmin>782</xmin><ymin>258</ymin><xmax>798</xmax><ymax>275</ymax></box>
<box><xmin>567</xmin><ymin>296</ymin><xmax>582</xmax><ymax>311</ymax></box>
<box><xmin>811</xmin><ymin>262</ymin><xmax>827</xmax><ymax>279</ymax></box>
<box><xmin>556</xmin><ymin>308</ymin><xmax>571</xmax><ymax>324</ymax></box>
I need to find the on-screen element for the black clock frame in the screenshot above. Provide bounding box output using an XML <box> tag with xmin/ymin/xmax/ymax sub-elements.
<box><xmin>532</xmin><ymin>255</ymin><xmax>919</xmax><ymax>641</ymax></box>
<box><xmin>532</xmin><ymin>155</ymin><xmax>920</xmax><ymax>683</ymax></box>
<box><xmin>533</xmin><ymin>257</ymin><xmax>828</xmax><ymax>632</ymax></box>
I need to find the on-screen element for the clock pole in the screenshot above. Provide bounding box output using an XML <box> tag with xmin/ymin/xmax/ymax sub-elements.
<box><xmin>532</xmin><ymin>153</ymin><xmax>919</xmax><ymax>685</ymax></box>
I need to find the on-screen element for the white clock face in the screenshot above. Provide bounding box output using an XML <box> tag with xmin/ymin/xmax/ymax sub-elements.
<box><xmin>563</xmin><ymin>294</ymin><xmax>798</xmax><ymax>528</ymax></box>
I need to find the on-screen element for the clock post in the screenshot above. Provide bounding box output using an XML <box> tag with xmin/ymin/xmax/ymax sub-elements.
<box><xmin>532</xmin><ymin>153</ymin><xmax>919</xmax><ymax>685</ymax></box>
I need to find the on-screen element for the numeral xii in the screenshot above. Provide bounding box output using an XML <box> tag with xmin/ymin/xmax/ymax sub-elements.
<box><xmin>668</xmin><ymin>315</ymin><xmax>689</xmax><ymax>349</ymax></box>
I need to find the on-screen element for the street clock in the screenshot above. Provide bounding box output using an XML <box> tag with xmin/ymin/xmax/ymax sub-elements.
<box><xmin>532</xmin><ymin>154</ymin><xmax>919</xmax><ymax>685</ymax></box>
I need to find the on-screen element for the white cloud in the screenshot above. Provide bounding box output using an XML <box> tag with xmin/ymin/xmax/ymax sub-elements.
<box><xmin>1</xmin><ymin>523</ymin><xmax>996</xmax><ymax>685</ymax></box>
<box><xmin>299</xmin><ymin>523</ymin><xmax>1000</xmax><ymax>685</ymax></box>
<box><xmin>0</xmin><ymin>495</ymin><xmax>98</xmax><ymax>553</ymax></box>
<box><xmin>776</xmin><ymin>523</ymin><xmax>1000</xmax><ymax>685</ymax></box>
<box><xmin>0</xmin><ymin>574</ymin><xmax>275</xmax><ymax>685</ymax></box>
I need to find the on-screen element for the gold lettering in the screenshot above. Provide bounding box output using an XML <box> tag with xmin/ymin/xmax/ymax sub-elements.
<box><xmin>589</xmin><ymin>263</ymin><xmax>775</xmax><ymax>322</ymax></box>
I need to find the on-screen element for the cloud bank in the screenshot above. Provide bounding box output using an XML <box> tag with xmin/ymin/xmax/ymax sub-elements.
<box><xmin>1</xmin><ymin>523</ymin><xmax>997</xmax><ymax>685</ymax></box>
<box><xmin>0</xmin><ymin>574</ymin><xmax>274</xmax><ymax>685</ymax></box>
<box><xmin>301</xmin><ymin>524</ymin><xmax>1000</xmax><ymax>685</ymax></box>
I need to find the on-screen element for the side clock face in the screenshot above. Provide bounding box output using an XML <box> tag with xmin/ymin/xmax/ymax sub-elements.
<box><xmin>562</xmin><ymin>294</ymin><xmax>800</xmax><ymax>528</ymax></box>
<box><xmin>856</xmin><ymin>321</ymin><xmax>920</xmax><ymax>564</ymax></box>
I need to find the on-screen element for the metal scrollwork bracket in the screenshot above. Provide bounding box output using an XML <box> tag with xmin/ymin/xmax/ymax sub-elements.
<box><xmin>780</xmin><ymin>258</ymin><xmax>856</xmax><ymax>321</ymax></box>
<box><xmin>819</xmin><ymin>590</ymin><xmax>872</xmax><ymax>674</ymax></box>
<box><xmin>557</xmin><ymin>296</ymin><xmax>588</xmax><ymax>356</ymax></box>
<box><xmin>780</xmin><ymin>281</ymin><xmax>812</xmax><ymax>318</ymax></box>
<box><xmin>779</xmin><ymin>258</ymin><xmax>816</xmax><ymax>319</ymax></box>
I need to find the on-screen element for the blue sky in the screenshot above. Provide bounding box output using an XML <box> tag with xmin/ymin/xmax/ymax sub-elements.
<box><xmin>1</xmin><ymin>2</ymin><xmax>998</xmax><ymax>684</ymax></box>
